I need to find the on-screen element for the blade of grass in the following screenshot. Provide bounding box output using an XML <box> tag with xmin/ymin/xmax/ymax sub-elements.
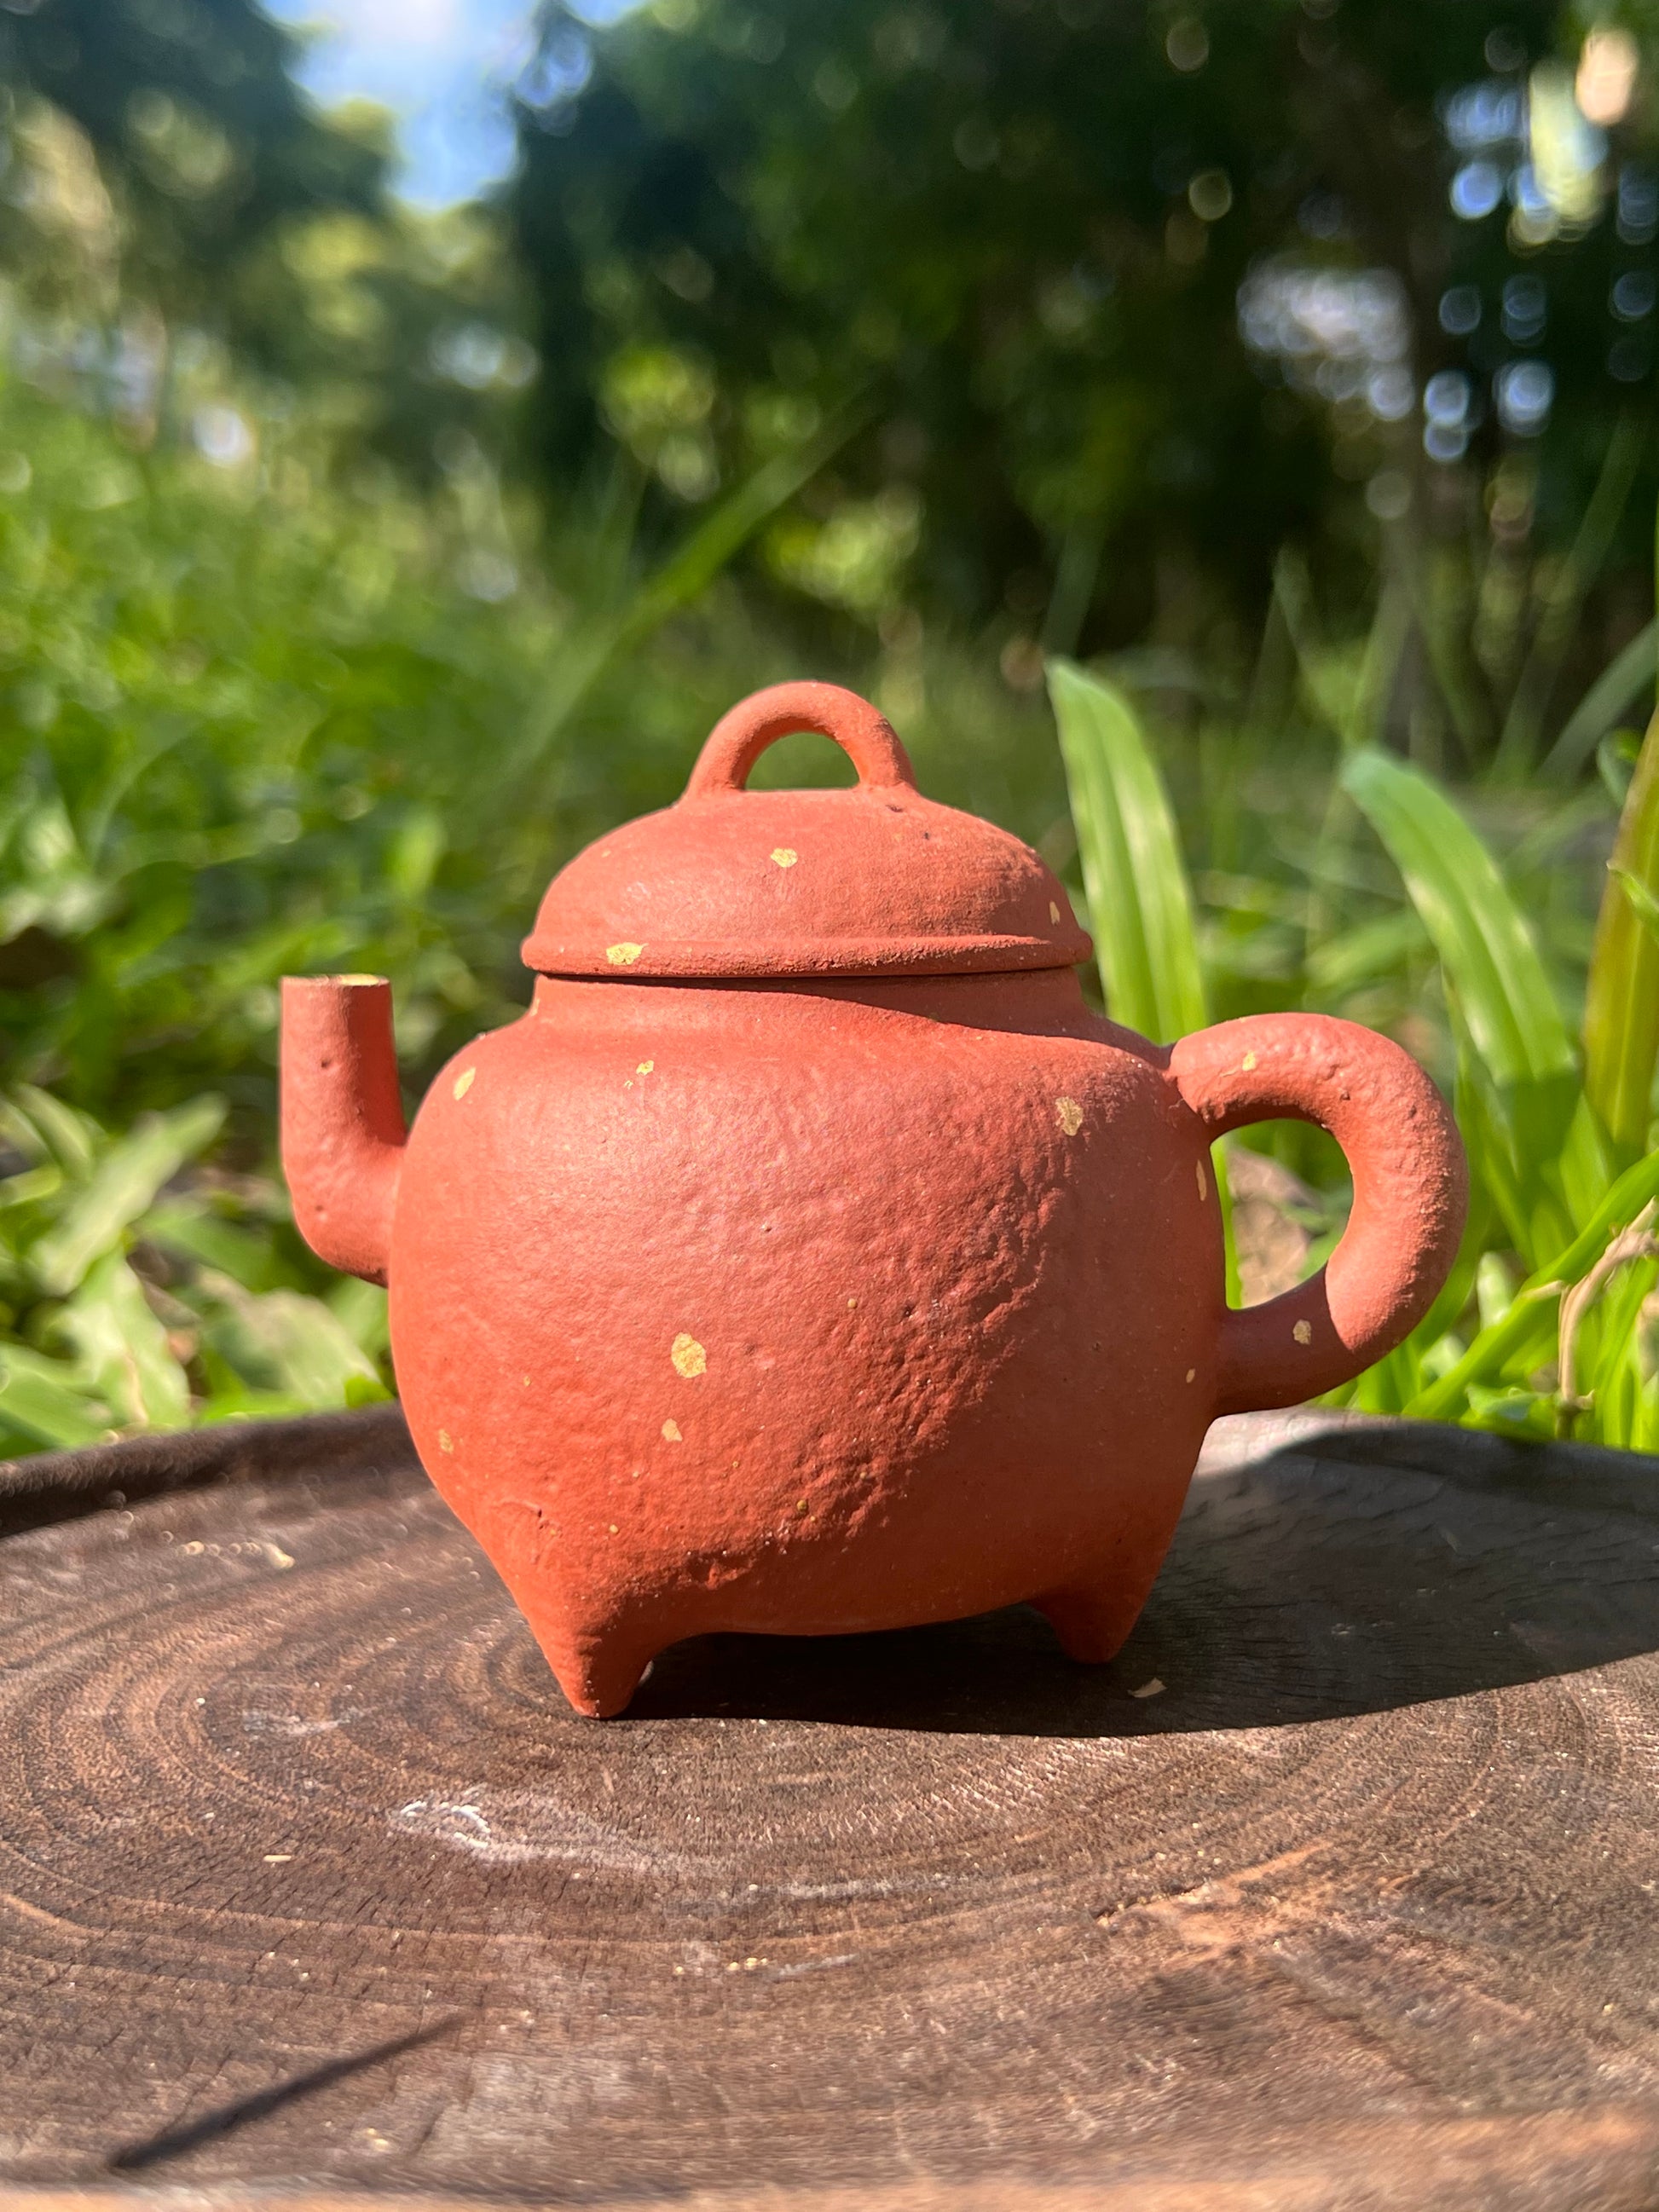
<box><xmin>1586</xmin><ymin>1247</ymin><xmax>1658</xmax><ymax>1447</ymax></box>
<box><xmin>1344</xmin><ymin>745</ymin><xmax>1583</xmax><ymax>1259</ymax></box>
<box><xmin>1050</xmin><ymin>658</ymin><xmax>1241</xmax><ymax>1302</ymax></box>
<box><xmin>1542</xmin><ymin>615</ymin><xmax>1656</xmax><ymax>780</ymax></box>
<box><xmin>512</xmin><ymin>407</ymin><xmax>867</xmax><ymax>776</ymax></box>
<box><xmin>1049</xmin><ymin>658</ymin><xmax>1208</xmax><ymax>1041</ymax></box>
<box><xmin>1499</xmin><ymin>412</ymin><xmax>1646</xmax><ymax>774</ymax></box>
<box><xmin>144</xmin><ymin>1199</ymin><xmax>291</xmax><ymax>1293</ymax></box>
<box><xmin>1389</xmin><ymin>538</ymin><xmax>1490</xmax><ymax>763</ymax></box>
<box><xmin>1272</xmin><ymin>549</ymin><xmax>1409</xmax><ymax>750</ymax></box>
<box><xmin>1636</xmin><ymin>1297</ymin><xmax>1659</xmax><ymax>1451</ymax></box>
<box><xmin>197</xmin><ymin>1273</ymin><xmax>379</xmax><ymax>1406</ymax></box>
<box><xmin>1583</xmin><ymin>707</ymin><xmax>1659</xmax><ymax>1164</ymax></box>
<box><xmin>5</xmin><ymin>1086</ymin><xmax>99</xmax><ymax>1180</ymax></box>
<box><xmin>1408</xmin><ymin>1145</ymin><xmax>1659</xmax><ymax>1418</ymax></box>
<box><xmin>1342</xmin><ymin>748</ymin><xmax>1575</xmax><ymax>1093</ymax></box>
<box><xmin>1042</xmin><ymin>519</ymin><xmax>1105</xmax><ymax>658</ymax></box>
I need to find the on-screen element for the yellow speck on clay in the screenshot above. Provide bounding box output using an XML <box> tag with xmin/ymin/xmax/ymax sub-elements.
<box><xmin>662</xmin><ymin>1418</ymin><xmax>682</xmax><ymax>1442</ymax></box>
<box><xmin>637</xmin><ymin>1060</ymin><xmax>654</xmax><ymax>1075</ymax></box>
<box><xmin>1293</xmin><ymin>1319</ymin><xmax>1313</xmax><ymax>1345</ymax></box>
<box><xmin>847</xmin><ymin>1296</ymin><xmax>858</xmax><ymax>1308</ymax></box>
<box><xmin>771</xmin><ymin>847</ymin><xmax>799</xmax><ymax>869</ymax></box>
<box><xmin>671</xmin><ymin>1332</ymin><xmax>708</xmax><ymax>1378</ymax></box>
<box><xmin>437</xmin><ymin>1429</ymin><xmax>454</xmax><ymax>1453</ymax></box>
<box><xmin>1049</xmin><ymin>901</ymin><xmax>1061</xmax><ymax>924</ymax></box>
<box><xmin>1055</xmin><ymin>1096</ymin><xmax>1084</xmax><ymax>1136</ymax></box>
<box><xmin>1185</xmin><ymin>1367</ymin><xmax>1196</xmax><ymax>1383</ymax></box>
<box><xmin>1242</xmin><ymin>1049</ymin><xmax>1258</xmax><ymax>1073</ymax></box>
<box><xmin>606</xmin><ymin>942</ymin><xmax>645</xmax><ymax>967</ymax></box>
<box><xmin>1196</xmin><ymin>1160</ymin><xmax>1208</xmax><ymax>1200</ymax></box>
<box><xmin>609</xmin><ymin>1523</ymin><xmax>619</xmax><ymax>1535</ymax></box>
<box><xmin>452</xmin><ymin>1066</ymin><xmax>476</xmax><ymax>1100</ymax></box>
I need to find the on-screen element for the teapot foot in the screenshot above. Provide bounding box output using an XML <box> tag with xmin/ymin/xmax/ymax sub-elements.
<box><xmin>527</xmin><ymin>1608</ymin><xmax>662</xmax><ymax>1720</ymax></box>
<box><xmin>1036</xmin><ymin>1583</ymin><xmax>1144</xmax><ymax>1666</ymax></box>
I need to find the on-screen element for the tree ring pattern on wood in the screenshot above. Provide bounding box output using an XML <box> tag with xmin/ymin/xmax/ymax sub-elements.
<box><xmin>0</xmin><ymin>1408</ymin><xmax>1656</xmax><ymax>2204</ymax></box>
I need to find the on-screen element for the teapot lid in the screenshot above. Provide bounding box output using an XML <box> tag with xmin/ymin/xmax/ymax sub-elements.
<box><xmin>520</xmin><ymin>681</ymin><xmax>1093</xmax><ymax>980</ymax></box>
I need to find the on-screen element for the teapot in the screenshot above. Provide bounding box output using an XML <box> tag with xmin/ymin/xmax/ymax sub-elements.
<box><xmin>281</xmin><ymin>682</ymin><xmax>1465</xmax><ymax>1717</ymax></box>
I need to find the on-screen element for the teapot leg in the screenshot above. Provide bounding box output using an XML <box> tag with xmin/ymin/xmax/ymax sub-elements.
<box><xmin>523</xmin><ymin>1604</ymin><xmax>662</xmax><ymax>1720</ymax></box>
<box><xmin>1037</xmin><ymin>1581</ymin><xmax>1146</xmax><ymax>1666</ymax></box>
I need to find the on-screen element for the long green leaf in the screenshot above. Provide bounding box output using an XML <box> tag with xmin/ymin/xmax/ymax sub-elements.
<box><xmin>3</xmin><ymin>1086</ymin><xmax>99</xmax><ymax>1180</ymax></box>
<box><xmin>1270</xmin><ymin>547</ymin><xmax>1410</xmax><ymax>749</ymax></box>
<box><xmin>1343</xmin><ymin>748</ymin><xmax>1574</xmax><ymax>1092</ymax></box>
<box><xmin>1583</xmin><ymin>707</ymin><xmax>1659</xmax><ymax>1164</ymax></box>
<box><xmin>1343</xmin><ymin>746</ymin><xmax>1583</xmax><ymax>1253</ymax></box>
<box><xmin>1305</xmin><ymin>907</ymin><xmax>1428</xmax><ymax>996</ymax></box>
<box><xmin>55</xmin><ymin>1250</ymin><xmax>191</xmax><ymax>1431</ymax></box>
<box><xmin>0</xmin><ymin>1345</ymin><xmax>110</xmax><ymax>1449</ymax></box>
<box><xmin>1049</xmin><ymin>658</ymin><xmax>1208</xmax><ymax>1042</ymax></box>
<box><xmin>31</xmin><ymin>1095</ymin><xmax>226</xmax><ymax>1298</ymax></box>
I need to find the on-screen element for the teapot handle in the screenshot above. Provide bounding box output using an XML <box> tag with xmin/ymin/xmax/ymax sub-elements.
<box><xmin>1169</xmin><ymin>1014</ymin><xmax>1467</xmax><ymax>1416</ymax></box>
<box><xmin>686</xmin><ymin>681</ymin><xmax>918</xmax><ymax>797</ymax></box>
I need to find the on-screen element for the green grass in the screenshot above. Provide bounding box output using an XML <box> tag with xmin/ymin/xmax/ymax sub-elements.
<box><xmin>1050</xmin><ymin>656</ymin><xmax>1659</xmax><ymax>1451</ymax></box>
<box><xmin>2</xmin><ymin>359</ymin><xmax>1656</xmax><ymax>1459</ymax></box>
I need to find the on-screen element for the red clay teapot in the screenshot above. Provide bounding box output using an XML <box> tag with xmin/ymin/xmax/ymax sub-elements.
<box><xmin>281</xmin><ymin>682</ymin><xmax>1465</xmax><ymax>1716</ymax></box>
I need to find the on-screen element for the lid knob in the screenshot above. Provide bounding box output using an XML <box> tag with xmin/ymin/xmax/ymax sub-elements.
<box><xmin>520</xmin><ymin>678</ymin><xmax>1093</xmax><ymax>979</ymax></box>
<box><xmin>685</xmin><ymin>681</ymin><xmax>918</xmax><ymax>800</ymax></box>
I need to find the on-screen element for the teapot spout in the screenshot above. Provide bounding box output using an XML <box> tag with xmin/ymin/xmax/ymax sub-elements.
<box><xmin>280</xmin><ymin>975</ymin><xmax>407</xmax><ymax>1286</ymax></box>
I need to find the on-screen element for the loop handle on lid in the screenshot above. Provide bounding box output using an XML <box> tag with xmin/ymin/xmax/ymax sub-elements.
<box><xmin>685</xmin><ymin>681</ymin><xmax>918</xmax><ymax>800</ymax></box>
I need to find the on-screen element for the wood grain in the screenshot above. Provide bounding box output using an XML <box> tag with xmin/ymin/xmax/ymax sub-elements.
<box><xmin>1</xmin><ymin>1406</ymin><xmax>1656</xmax><ymax>2209</ymax></box>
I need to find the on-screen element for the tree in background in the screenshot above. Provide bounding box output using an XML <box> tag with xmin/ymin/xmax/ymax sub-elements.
<box><xmin>0</xmin><ymin>0</ymin><xmax>379</xmax><ymax>302</ymax></box>
<box><xmin>0</xmin><ymin>0</ymin><xmax>538</xmax><ymax>480</ymax></box>
<box><xmin>509</xmin><ymin>0</ymin><xmax>1659</xmax><ymax>762</ymax></box>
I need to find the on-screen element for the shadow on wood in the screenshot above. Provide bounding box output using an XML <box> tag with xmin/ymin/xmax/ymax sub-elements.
<box><xmin>633</xmin><ymin>1412</ymin><xmax>1659</xmax><ymax>1732</ymax></box>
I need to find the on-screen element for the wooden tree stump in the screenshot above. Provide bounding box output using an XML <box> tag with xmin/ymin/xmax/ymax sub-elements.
<box><xmin>2</xmin><ymin>1406</ymin><xmax>1657</xmax><ymax>2209</ymax></box>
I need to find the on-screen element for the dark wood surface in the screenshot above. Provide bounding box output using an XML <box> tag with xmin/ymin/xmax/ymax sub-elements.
<box><xmin>2</xmin><ymin>1406</ymin><xmax>1658</xmax><ymax>2210</ymax></box>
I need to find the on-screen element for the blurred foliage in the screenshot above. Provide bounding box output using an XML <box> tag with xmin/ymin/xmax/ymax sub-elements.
<box><xmin>0</xmin><ymin>0</ymin><xmax>539</xmax><ymax>479</ymax></box>
<box><xmin>0</xmin><ymin>349</ymin><xmax>1047</xmax><ymax>1454</ymax></box>
<box><xmin>512</xmin><ymin>0</ymin><xmax>1659</xmax><ymax>766</ymax></box>
<box><xmin>0</xmin><ymin>358</ymin><xmax>876</xmax><ymax>1133</ymax></box>
<box><xmin>0</xmin><ymin>335</ymin><xmax>1650</xmax><ymax>1454</ymax></box>
<box><xmin>0</xmin><ymin>0</ymin><xmax>383</xmax><ymax>312</ymax></box>
<box><xmin>0</xmin><ymin>0</ymin><xmax>1656</xmax><ymax>1454</ymax></box>
<box><xmin>0</xmin><ymin>1082</ymin><xmax>391</xmax><ymax>1454</ymax></box>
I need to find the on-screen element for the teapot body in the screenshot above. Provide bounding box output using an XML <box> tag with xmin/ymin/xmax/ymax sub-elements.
<box><xmin>282</xmin><ymin>682</ymin><xmax>1466</xmax><ymax>1718</ymax></box>
<box><xmin>388</xmin><ymin>969</ymin><xmax>1221</xmax><ymax>1713</ymax></box>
